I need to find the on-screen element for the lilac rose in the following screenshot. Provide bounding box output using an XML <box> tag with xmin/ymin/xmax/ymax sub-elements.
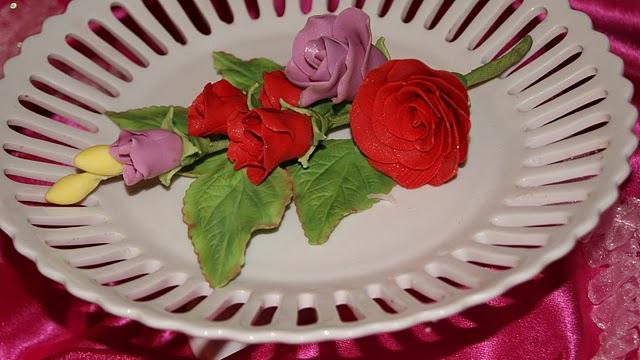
<box><xmin>109</xmin><ymin>129</ymin><xmax>183</xmax><ymax>185</ymax></box>
<box><xmin>285</xmin><ymin>7</ymin><xmax>387</xmax><ymax>107</ymax></box>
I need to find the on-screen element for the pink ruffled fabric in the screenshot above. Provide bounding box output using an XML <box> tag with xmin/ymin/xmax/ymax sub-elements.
<box><xmin>0</xmin><ymin>0</ymin><xmax>638</xmax><ymax>359</ymax></box>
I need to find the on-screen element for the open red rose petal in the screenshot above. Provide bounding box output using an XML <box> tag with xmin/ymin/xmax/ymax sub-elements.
<box><xmin>351</xmin><ymin>59</ymin><xmax>471</xmax><ymax>189</ymax></box>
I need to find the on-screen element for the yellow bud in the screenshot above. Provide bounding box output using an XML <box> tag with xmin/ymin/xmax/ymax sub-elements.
<box><xmin>74</xmin><ymin>145</ymin><xmax>123</xmax><ymax>176</ymax></box>
<box><xmin>45</xmin><ymin>172</ymin><xmax>105</xmax><ymax>205</ymax></box>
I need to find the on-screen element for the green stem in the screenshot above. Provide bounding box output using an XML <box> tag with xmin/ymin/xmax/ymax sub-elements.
<box><xmin>463</xmin><ymin>35</ymin><xmax>533</xmax><ymax>89</ymax></box>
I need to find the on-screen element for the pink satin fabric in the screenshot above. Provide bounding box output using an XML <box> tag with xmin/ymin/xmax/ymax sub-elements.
<box><xmin>0</xmin><ymin>1</ymin><xmax>638</xmax><ymax>359</ymax></box>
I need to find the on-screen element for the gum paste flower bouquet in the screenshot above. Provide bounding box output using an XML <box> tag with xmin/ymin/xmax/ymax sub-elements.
<box><xmin>45</xmin><ymin>8</ymin><xmax>532</xmax><ymax>287</ymax></box>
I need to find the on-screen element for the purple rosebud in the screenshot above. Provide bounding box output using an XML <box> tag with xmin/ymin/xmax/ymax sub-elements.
<box><xmin>285</xmin><ymin>7</ymin><xmax>387</xmax><ymax>107</ymax></box>
<box><xmin>109</xmin><ymin>129</ymin><xmax>183</xmax><ymax>186</ymax></box>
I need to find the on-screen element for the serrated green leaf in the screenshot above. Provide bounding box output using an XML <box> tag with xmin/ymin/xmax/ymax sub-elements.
<box><xmin>179</xmin><ymin>152</ymin><xmax>229</xmax><ymax>177</ymax></box>
<box><xmin>212</xmin><ymin>51</ymin><xmax>283</xmax><ymax>92</ymax></box>
<box><xmin>106</xmin><ymin>105</ymin><xmax>191</xmax><ymax>133</ymax></box>
<box><xmin>375</xmin><ymin>37</ymin><xmax>391</xmax><ymax>60</ymax></box>
<box><xmin>105</xmin><ymin>106</ymin><xmax>181</xmax><ymax>131</ymax></box>
<box><xmin>183</xmin><ymin>162</ymin><xmax>292</xmax><ymax>287</ymax></box>
<box><xmin>288</xmin><ymin>140</ymin><xmax>395</xmax><ymax>245</ymax></box>
<box><xmin>171</xmin><ymin>106</ymin><xmax>190</xmax><ymax>134</ymax></box>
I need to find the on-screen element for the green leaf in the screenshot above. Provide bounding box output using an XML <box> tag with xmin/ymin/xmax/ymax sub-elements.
<box><xmin>212</xmin><ymin>51</ymin><xmax>284</xmax><ymax>92</ymax></box>
<box><xmin>105</xmin><ymin>106</ymin><xmax>179</xmax><ymax>131</ymax></box>
<box><xmin>105</xmin><ymin>105</ymin><xmax>191</xmax><ymax>133</ymax></box>
<box><xmin>179</xmin><ymin>152</ymin><xmax>229</xmax><ymax>177</ymax></box>
<box><xmin>288</xmin><ymin>140</ymin><xmax>395</xmax><ymax>245</ymax></box>
<box><xmin>170</xmin><ymin>106</ymin><xmax>190</xmax><ymax>134</ymax></box>
<box><xmin>375</xmin><ymin>37</ymin><xmax>391</xmax><ymax>60</ymax></box>
<box><xmin>183</xmin><ymin>161</ymin><xmax>293</xmax><ymax>287</ymax></box>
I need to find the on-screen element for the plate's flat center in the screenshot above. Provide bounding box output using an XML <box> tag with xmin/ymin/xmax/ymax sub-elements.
<box><xmin>98</xmin><ymin>33</ymin><xmax>516</xmax><ymax>289</ymax></box>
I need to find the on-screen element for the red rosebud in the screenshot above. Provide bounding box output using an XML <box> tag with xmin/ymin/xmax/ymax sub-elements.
<box><xmin>227</xmin><ymin>108</ymin><xmax>313</xmax><ymax>185</ymax></box>
<box><xmin>259</xmin><ymin>70</ymin><xmax>303</xmax><ymax>109</ymax></box>
<box><xmin>188</xmin><ymin>80</ymin><xmax>248</xmax><ymax>137</ymax></box>
<box><xmin>351</xmin><ymin>59</ymin><xmax>471</xmax><ymax>189</ymax></box>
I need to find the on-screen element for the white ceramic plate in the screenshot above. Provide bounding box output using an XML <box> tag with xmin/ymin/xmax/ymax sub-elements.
<box><xmin>0</xmin><ymin>0</ymin><xmax>636</xmax><ymax>344</ymax></box>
